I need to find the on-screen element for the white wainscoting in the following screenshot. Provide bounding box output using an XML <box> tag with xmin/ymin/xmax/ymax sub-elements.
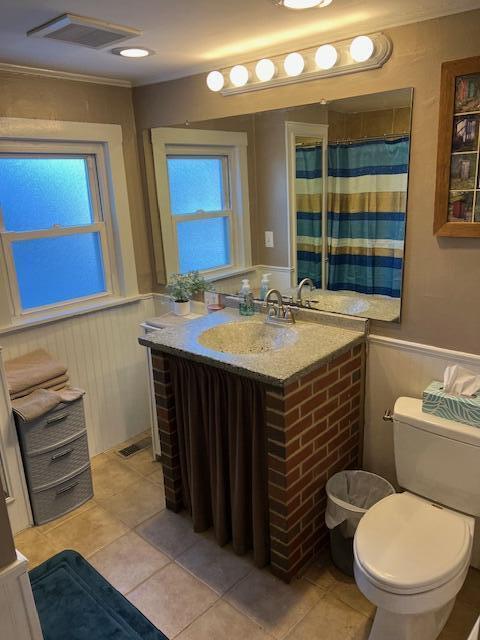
<box><xmin>0</xmin><ymin>297</ymin><xmax>155</xmax><ymax>459</ymax></box>
<box><xmin>365</xmin><ymin>334</ymin><xmax>480</xmax><ymax>486</ymax></box>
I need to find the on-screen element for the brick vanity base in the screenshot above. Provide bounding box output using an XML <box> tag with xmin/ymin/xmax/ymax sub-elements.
<box><xmin>151</xmin><ymin>344</ymin><xmax>365</xmax><ymax>582</ymax></box>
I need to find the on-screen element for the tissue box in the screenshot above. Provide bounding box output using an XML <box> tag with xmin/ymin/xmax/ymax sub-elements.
<box><xmin>422</xmin><ymin>381</ymin><xmax>480</xmax><ymax>427</ymax></box>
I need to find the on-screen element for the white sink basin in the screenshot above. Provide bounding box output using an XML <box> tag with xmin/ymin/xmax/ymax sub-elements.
<box><xmin>197</xmin><ymin>321</ymin><xmax>298</xmax><ymax>355</ymax></box>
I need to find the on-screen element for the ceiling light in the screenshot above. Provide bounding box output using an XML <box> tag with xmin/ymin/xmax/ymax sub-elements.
<box><xmin>206</xmin><ymin>71</ymin><xmax>225</xmax><ymax>92</ymax></box>
<box><xmin>350</xmin><ymin>36</ymin><xmax>374</xmax><ymax>62</ymax></box>
<box><xmin>255</xmin><ymin>58</ymin><xmax>276</xmax><ymax>82</ymax></box>
<box><xmin>271</xmin><ymin>0</ymin><xmax>333</xmax><ymax>9</ymax></box>
<box><xmin>315</xmin><ymin>44</ymin><xmax>338</xmax><ymax>70</ymax></box>
<box><xmin>284</xmin><ymin>52</ymin><xmax>305</xmax><ymax>77</ymax></box>
<box><xmin>111</xmin><ymin>47</ymin><xmax>154</xmax><ymax>58</ymax></box>
<box><xmin>230</xmin><ymin>65</ymin><xmax>249</xmax><ymax>87</ymax></box>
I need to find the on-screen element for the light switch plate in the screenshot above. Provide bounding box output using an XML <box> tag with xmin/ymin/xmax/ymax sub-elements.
<box><xmin>265</xmin><ymin>231</ymin><xmax>274</xmax><ymax>248</ymax></box>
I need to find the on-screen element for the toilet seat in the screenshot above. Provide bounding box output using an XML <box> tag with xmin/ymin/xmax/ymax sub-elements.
<box><xmin>354</xmin><ymin>492</ymin><xmax>472</xmax><ymax>596</ymax></box>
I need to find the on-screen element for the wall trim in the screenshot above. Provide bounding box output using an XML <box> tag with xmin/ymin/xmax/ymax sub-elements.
<box><xmin>368</xmin><ymin>334</ymin><xmax>480</xmax><ymax>367</ymax></box>
<box><xmin>0</xmin><ymin>61</ymin><xmax>132</xmax><ymax>88</ymax></box>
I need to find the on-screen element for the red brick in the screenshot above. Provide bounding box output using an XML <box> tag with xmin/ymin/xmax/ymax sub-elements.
<box><xmin>313</xmin><ymin>370</ymin><xmax>339</xmax><ymax>394</ymax></box>
<box><xmin>340</xmin><ymin>356</ymin><xmax>362</xmax><ymax>377</ymax></box>
<box><xmin>328</xmin><ymin>350</ymin><xmax>352</xmax><ymax>370</ymax></box>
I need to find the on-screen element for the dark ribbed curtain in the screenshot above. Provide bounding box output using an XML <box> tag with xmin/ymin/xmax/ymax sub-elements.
<box><xmin>168</xmin><ymin>356</ymin><xmax>270</xmax><ymax>568</ymax></box>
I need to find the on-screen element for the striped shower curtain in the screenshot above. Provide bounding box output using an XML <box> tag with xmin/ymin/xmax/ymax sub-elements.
<box><xmin>327</xmin><ymin>137</ymin><xmax>409</xmax><ymax>298</ymax></box>
<box><xmin>296</xmin><ymin>145</ymin><xmax>323</xmax><ymax>288</ymax></box>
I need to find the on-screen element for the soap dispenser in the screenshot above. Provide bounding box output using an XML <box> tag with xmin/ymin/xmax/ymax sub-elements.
<box><xmin>239</xmin><ymin>278</ymin><xmax>255</xmax><ymax>316</ymax></box>
<box><xmin>259</xmin><ymin>273</ymin><xmax>271</xmax><ymax>300</ymax></box>
<box><xmin>239</xmin><ymin>279</ymin><xmax>251</xmax><ymax>296</ymax></box>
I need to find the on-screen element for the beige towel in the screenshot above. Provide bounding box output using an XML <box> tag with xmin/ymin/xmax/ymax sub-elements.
<box><xmin>10</xmin><ymin>374</ymin><xmax>70</xmax><ymax>400</ymax></box>
<box><xmin>12</xmin><ymin>387</ymin><xmax>85</xmax><ymax>423</ymax></box>
<box><xmin>5</xmin><ymin>349</ymin><xmax>67</xmax><ymax>395</ymax></box>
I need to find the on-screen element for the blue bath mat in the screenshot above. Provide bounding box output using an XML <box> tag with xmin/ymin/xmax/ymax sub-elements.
<box><xmin>29</xmin><ymin>550</ymin><xmax>168</xmax><ymax>640</ymax></box>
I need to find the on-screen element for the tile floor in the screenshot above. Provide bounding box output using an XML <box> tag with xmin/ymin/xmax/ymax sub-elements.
<box><xmin>15</xmin><ymin>433</ymin><xmax>480</xmax><ymax>640</ymax></box>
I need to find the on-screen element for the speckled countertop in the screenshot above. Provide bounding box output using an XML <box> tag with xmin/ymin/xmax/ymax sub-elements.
<box><xmin>139</xmin><ymin>308</ymin><xmax>366</xmax><ymax>387</ymax></box>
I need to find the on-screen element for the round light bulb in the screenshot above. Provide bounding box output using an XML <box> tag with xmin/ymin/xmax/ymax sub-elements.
<box><xmin>118</xmin><ymin>48</ymin><xmax>150</xmax><ymax>58</ymax></box>
<box><xmin>315</xmin><ymin>44</ymin><xmax>338</xmax><ymax>70</ymax></box>
<box><xmin>282</xmin><ymin>0</ymin><xmax>332</xmax><ymax>8</ymax></box>
<box><xmin>229</xmin><ymin>65</ymin><xmax>249</xmax><ymax>87</ymax></box>
<box><xmin>206</xmin><ymin>71</ymin><xmax>225</xmax><ymax>92</ymax></box>
<box><xmin>350</xmin><ymin>36</ymin><xmax>374</xmax><ymax>63</ymax></box>
<box><xmin>255</xmin><ymin>58</ymin><xmax>276</xmax><ymax>82</ymax></box>
<box><xmin>284</xmin><ymin>52</ymin><xmax>305</xmax><ymax>77</ymax></box>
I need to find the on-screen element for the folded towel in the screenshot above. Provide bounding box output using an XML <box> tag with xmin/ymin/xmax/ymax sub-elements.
<box><xmin>10</xmin><ymin>374</ymin><xmax>70</xmax><ymax>400</ymax></box>
<box><xmin>5</xmin><ymin>349</ymin><xmax>67</xmax><ymax>395</ymax></box>
<box><xmin>12</xmin><ymin>387</ymin><xmax>85</xmax><ymax>423</ymax></box>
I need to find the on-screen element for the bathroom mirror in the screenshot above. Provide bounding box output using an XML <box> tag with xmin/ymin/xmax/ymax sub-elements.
<box><xmin>157</xmin><ymin>88</ymin><xmax>412</xmax><ymax>322</ymax></box>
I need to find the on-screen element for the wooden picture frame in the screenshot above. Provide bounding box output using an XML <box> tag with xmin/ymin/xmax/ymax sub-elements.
<box><xmin>434</xmin><ymin>56</ymin><xmax>480</xmax><ymax>237</ymax></box>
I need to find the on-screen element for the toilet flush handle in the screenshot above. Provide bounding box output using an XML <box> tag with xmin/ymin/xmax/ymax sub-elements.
<box><xmin>383</xmin><ymin>409</ymin><xmax>394</xmax><ymax>422</ymax></box>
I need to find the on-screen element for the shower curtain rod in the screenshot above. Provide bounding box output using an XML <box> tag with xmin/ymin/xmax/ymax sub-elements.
<box><xmin>295</xmin><ymin>132</ymin><xmax>410</xmax><ymax>147</ymax></box>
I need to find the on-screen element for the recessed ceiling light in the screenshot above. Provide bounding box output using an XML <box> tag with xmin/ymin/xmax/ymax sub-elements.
<box><xmin>111</xmin><ymin>47</ymin><xmax>155</xmax><ymax>58</ymax></box>
<box><xmin>271</xmin><ymin>0</ymin><xmax>333</xmax><ymax>9</ymax></box>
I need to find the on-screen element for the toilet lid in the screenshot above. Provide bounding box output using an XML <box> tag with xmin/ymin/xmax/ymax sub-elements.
<box><xmin>354</xmin><ymin>493</ymin><xmax>471</xmax><ymax>594</ymax></box>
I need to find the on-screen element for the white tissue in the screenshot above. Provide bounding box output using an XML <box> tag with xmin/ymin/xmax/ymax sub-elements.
<box><xmin>443</xmin><ymin>365</ymin><xmax>480</xmax><ymax>397</ymax></box>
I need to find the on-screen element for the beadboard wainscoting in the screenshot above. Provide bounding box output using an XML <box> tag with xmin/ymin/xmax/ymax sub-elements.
<box><xmin>0</xmin><ymin>297</ymin><xmax>155</xmax><ymax>459</ymax></box>
<box><xmin>364</xmin><ymin>335</ymin><xmax>480</xmax><ymax>487</ymax></box>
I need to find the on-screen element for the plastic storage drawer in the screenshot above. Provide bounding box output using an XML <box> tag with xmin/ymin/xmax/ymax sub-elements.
<box><xmin>16</xmin><ymin>399</ymin><xmax>86</xmax><ymax>454</ymax></box>
<box><xmin>22</xmin><ymin>432</ymin><xmax>90</xmax><ymax>491</ymax></box>
<box><xmin>29</xmin><ymin>465</ymin><xmax>93</xmax><ymax>525</ymax></box>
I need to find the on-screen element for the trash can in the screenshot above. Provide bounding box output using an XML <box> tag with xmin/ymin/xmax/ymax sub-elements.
<box><xmin>325</xmin><ymin>470</ymin><xmax>395</xmax><ymax>576</ymax></box>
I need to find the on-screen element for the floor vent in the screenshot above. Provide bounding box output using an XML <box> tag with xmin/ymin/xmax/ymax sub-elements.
<box><xmin>27</xmin><ymin>13</ymin><xmax>141</xmax><ymax>49</ymax></box>
<box><xmin>117</xmin><ymin>437</ymin><xmax>151</xmax><ymax>459</ymax></box>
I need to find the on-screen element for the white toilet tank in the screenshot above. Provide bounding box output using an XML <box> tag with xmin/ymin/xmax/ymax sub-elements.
<box><xmin>393</xmin><ymin>397</ymin><xmax>480</xmax><ymax>516</ymax></box>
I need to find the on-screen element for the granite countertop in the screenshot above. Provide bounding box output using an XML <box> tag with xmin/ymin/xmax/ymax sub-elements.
<box><xmin>139</xmin><ymin>308</ymin><xmax>366</xmax><ymax>387</ymax></box>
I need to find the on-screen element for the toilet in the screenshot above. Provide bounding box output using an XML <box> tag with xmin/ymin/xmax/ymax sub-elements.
<box><xmin>354</xmin><ymin>396</ymin><xmax>480</xmax><ymax>640</ymax></box>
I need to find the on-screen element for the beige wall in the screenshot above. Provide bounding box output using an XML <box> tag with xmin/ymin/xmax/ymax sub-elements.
<box><xmin>0</xmin><ymin>72</ymin><xmax>152</xmax><ymax>293</ymax></box>
<box><xmin>134</xmin><ymin>9</ymin><xmax>480</xmax><ymax>354</ymax></box>
<box><xmin>329</xmin><ymin>106</ymin><xmax>411</xmax><ymax>140</ymax></box>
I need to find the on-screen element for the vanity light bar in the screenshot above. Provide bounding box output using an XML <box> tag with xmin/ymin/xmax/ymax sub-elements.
<box><xmin>206</xmin><ymin>32</ymin><xmax>392</xmax><ymax>95</ymax></box>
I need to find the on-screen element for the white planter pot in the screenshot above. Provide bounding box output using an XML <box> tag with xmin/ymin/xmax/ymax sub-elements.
<box><xmin>173</xmin><ymin>300</ymin><xmax>191</xmax><ymax>316</ymax></box>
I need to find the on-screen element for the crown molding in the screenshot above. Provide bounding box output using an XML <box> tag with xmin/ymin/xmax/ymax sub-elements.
<box><xmin>0</xmin><ymin>62</ymin><xmax>132</xmax><ymax>88</ymax></box>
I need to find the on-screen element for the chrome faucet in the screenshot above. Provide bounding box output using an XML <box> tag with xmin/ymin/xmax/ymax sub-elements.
<box><xmin>295</xmin><ymin>278</ymin><xmax>316</xmax><ymax>308</ymax></box>
<box><xmin>263</xmin><ymin>288</ymin><xmax>296</xmax><ymax>324</ymax></box>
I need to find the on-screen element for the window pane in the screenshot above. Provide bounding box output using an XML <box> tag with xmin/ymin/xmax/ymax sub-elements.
<box><xmin>167</xmin><ymin>156</ymin><xmax>226</xmax><ymax>214</ymax></box>
<box><xmin>0</xmin><ymin>158</ymin><xmax>94</xmax><ymax>231</ymax></box>
<box><xmin>12</xmin><ymin>232</ymin><xmax>106</xmax><ymax>310</ymax></box>
<box><xmin>177</xmin><ymin>217</ymin><xmax>230</xmax><ymax>273</ymax></box>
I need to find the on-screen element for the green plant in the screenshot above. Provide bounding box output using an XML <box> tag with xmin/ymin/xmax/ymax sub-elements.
<box><xmin>167</xmin><ymin>271</ymin><xmax>212</xmax><ymax>302</ymax></box>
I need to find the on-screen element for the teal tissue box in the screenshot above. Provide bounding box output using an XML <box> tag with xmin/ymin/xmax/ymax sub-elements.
<box><xmin>422</xmin><ymin>380</ymin><xmax>480</xmax><ymax>427</ymax></box>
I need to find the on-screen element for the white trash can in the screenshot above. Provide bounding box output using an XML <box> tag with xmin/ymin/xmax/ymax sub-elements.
<box><xmin>325</xmin><ymin>470</ymin><xmax>395</xmax><ymax>576</ymax></box>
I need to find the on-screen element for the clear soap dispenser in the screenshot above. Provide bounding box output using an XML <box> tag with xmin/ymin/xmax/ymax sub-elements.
<box><xmin>259</xmin><ymin>273</ymin><xmax>271</xmax><ymax>300</ymax></box>
<box><xmin>239</xmin><ymin>279</ymin><xmax>255</xmax><ymax>316</ymax></box>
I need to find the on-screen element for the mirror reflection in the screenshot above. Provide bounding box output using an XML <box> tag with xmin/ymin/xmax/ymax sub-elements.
<box><xmin>157</xmin><ymin>88</ymin><xmax>412</xmax><ymax>322</ymax></box>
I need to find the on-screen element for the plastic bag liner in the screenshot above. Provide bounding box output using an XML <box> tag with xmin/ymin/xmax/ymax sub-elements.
<box><xmin>325</xmin><ymin>470</ymin><xmax>395</xmax><ymax>538</ymax></box>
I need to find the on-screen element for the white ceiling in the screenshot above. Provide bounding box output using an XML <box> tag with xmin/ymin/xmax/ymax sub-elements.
<box><xmin>0</xmin><ymin>0</ymin><xmax>479</xmax><ymax>86</ymax></box>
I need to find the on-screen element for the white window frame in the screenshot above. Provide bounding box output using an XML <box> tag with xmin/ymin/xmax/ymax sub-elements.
<box><xmin>0</xmin><ymin>118</ymin><xmax>138</xmax><ymax>329</ymax></box>
<box><xmin>151</xmin><ymin>127</ymin><xmax>251</xmax><ymax>281</ymax></box>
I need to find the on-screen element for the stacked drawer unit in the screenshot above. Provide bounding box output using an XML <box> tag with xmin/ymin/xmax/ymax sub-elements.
<box><xmin>15</xmin><ymin>397</ymin><xmax>93</xmax><ymax>525</ymax></box>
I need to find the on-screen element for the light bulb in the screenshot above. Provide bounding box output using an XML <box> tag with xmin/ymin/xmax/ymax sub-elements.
<box><xmin>118</xmin><ymin>48</ymin><xmax>150</xmax><ymax>58</ymax></box>
<box><xmin>206</xmin><ymin>71</ymin><xmax>225</xmax><ymax>92</ymax></box>
<box><xmin>315</xmin><ymin>44</ymin><xmax>338</xmax><ymax>70</ymax></box>
<box><xmin>282</xmin><ymin>0</ymin><xmax>333</xmax><ymax>8</ymax></box>
<box><xmin>230</xmin><ymin>65</ymin><xmax>249</xmax><ymax>87</ymax></box>
<box><xmin>350</xmin><ymin>36</ymin><xmax>374</xmax><ymax>63</ymax></box>
<box><xmin>255</xmin><ymin>58</ymin><xmax>276</xmax><ymax>82</ymax></box>
<box><xmin>284</xmin><ymin>52</ymin><xmax>305</xmax><ymax>77</ymax></box>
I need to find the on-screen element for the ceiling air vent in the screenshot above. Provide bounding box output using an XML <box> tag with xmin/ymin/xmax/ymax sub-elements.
<box><xmin>27</xmin><ymin>13</ymin><xmax>142</xmax><ymax>49</ymax></box>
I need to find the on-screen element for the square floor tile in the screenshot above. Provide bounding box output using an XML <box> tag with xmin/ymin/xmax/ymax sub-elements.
<box><xmin>97</xmin><ymin>477</ymin><xmax>166</xmax><ymax>528</ymax></box>
<box><xmin>92</xmin><ymin>457</ymin><xmax>141</xmax><ymax>500</ymax></box>
<box><xmin>224</xmin><ymin>567</ymin><xmax>323</xmax><ymax>639</ymax></box>
<box><xmin>177</xmin><ymin>600</ymin><xmax>272</xmax><ymax>640</ymax></box>
<box><xmin>135</xmin><ymin>510</ymin><xmax>199</xmax><ymax>558</ymax></box>
<box><xmin>43</xmin><ymin>504</ymin><xmax>127</xmax><ymax>557</ymax></box>
<box><xmin>89</xmin><ymin>531</ymin><xmax>170</xmax><ymax>594</ymax></box>
<box><xmin>284</xmin><ymin>593</ymin><xmax>371</xmax><ymax>640</ymax></box>
<box><xmin>36</xmin><ymin>498</ymin><xmax>97</xmax><ymax>534</ymax></box>
<box><xmin>15</xmin><ymin>527</ymin><xmax>62</xmax><ymax>569</ymax></box>
<box><xmin>177</xmin><ymin>536</ymin><xmax>253</xmax><ymax>594</ymax></box>
<box><xmin>126</xmin><ymin>447</ymin><xmax>162</xmax><ymax>477</ymax></box>
<box><xmin>127</xmin><ymin>563</ymin><xmax>218</xmax><ymax>637</ymax></box>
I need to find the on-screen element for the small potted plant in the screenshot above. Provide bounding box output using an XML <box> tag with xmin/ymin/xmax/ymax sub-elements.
<box><xmin>167</xmin><ymin>271</ymin><xmax>212</xmax><ymax>316</ymax></box>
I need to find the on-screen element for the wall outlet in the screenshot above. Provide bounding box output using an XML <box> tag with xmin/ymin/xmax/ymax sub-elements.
<box><xmin>265</xmin><ymin>231</ymin><xmax>274</xmax><ymax>248</ymax></box>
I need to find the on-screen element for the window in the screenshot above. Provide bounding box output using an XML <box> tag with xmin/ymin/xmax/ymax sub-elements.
<box><xmin>0</xmin><ymin>143</ymin><xmax>116</xmax><ymax>316</ymax></box>
<box><xmin>151</xmin><ymin>128</ymin><xmax>251</xmax><ymax>280</ymax></box>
